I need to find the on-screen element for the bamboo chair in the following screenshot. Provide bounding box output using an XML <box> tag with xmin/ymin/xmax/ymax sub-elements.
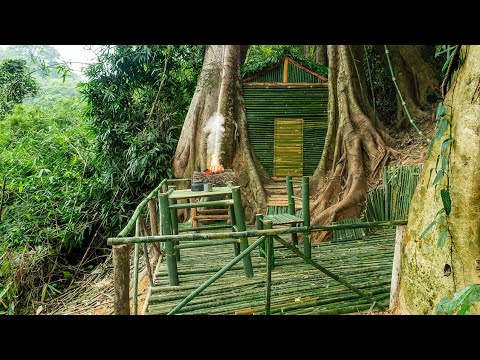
<box><xmin>257</xmin><ymin>176</ymin><xmax>311</xmax><ymax>262</ymax></box>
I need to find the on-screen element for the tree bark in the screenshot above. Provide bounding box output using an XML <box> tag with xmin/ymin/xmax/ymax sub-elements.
<box><xmin>377</xmin><ymin>45</ymin><xmax>440</xmax><ymax>129</ymax></box>
<box><xmin>397</xmin><ymin>46</ymin><xmax>480</xmax><ymax>314</ymax></box>
<box><xmin>314</xmin><ymin>45</ymin><xmax>328</xmax><ymax>66</ymax></box>
<box><xmin>309</xmin><ymin>45</ymin><xmax>394</xmax><ymax>242</ymax></box>
<box><xmin>173</xmin><ymin>45</ymin><xmax>268</xmax><ymax>222</ymax></box>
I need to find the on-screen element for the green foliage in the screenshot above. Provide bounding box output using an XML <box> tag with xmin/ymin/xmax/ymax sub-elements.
<box><xmin>80</xmin><ymin>45</ymin><xmax>203</xmax><ymax>233</ymax></box>
<box><xmin>436</xmin><ymin>284</ymin><xmax>480</xmax><ymax>315</ymax></box>
<box><xmin>0</xmin><ymin>59</ymin><xmax>38</xmax><ymax>116</ymax></box>
<box><xmin>0</xmin><ymin>45</ymin><xmax>83</xmax><ymax>106</ymax></box>
<box><xmin>363</xmin><ymin>45</ymin><xmax>397</xmax><ymax>126</ymax></box>
<box><xmin>0</xmin><ymin>99</ymin><xmax>100</xmax><ymax>251</ymax></box>
<box><xmin>440</xmin><ymin>189</ymin><xmax>451</xmax><ymax>216</ymax></box>
<box><xmin>242</xmin><ymin>46</ymin><xmax>328</xmax><ymax>78</ymax></box>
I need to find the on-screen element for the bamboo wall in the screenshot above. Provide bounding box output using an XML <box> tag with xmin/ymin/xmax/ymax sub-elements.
<box><xmin>243</xmin><ymin>85</ymin><xmax>328</xmax><ymax>176</ymax></box>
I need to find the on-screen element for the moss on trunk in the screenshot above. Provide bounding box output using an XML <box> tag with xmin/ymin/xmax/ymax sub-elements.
<box><xmin>398</xmin><ymin>46</ymin><xmax>480</xmax><ymax>314</ymax></box>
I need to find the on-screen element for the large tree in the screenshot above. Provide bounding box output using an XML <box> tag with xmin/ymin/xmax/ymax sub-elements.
<box><xmin>308</xmin><ymin>45</ymin><xmax>395</xmax><ymax>241</ymax></box>
<box><xmin>397</xmin><ymin>45</ymin><xmax>480</xmax><ymax>314</ymax></box>
<box><xmin>173</xmin><ymin>46</ymin><xmax>267</xmax><ymax>222</ymax></box>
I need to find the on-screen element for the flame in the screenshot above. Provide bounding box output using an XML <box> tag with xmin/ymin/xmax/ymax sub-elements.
<box><xmin>207</xmin><ymin>153</ymin><xmax>224</xmax><ymax>174</ymax></box>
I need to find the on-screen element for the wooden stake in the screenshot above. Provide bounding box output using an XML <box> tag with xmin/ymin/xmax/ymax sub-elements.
<box><xmin>113</xmin><ymin>245</ymin><xmax>130</xmax><ymax>315</ymax></box>
<box><xmin>283</xmin><ymin>57</ymin><xmax>289</xmax><ymax>83</ymax></box>
<box><xmin>390</xmin><ymin>225</ymin><xmax>405</xmax><ymax>310</ymax></box>
<box><xmin>133</xmin><ymin>219</ymin><xmax>141</xmax><ymax>315</ymax></box>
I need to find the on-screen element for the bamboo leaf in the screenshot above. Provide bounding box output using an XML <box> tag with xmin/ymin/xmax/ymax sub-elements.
<box><xmin>40</xmin><ymin>283</ymin><xmax>48</xmax><ymax>302</ymax></box>
<box><xmin>436</xmin><ymin>102</ymin><xmax>447</xmax><ymax>119</ymax></box>
<box><xmin>432</xmin><ymin>119</ymin><xmax>448</xmax><ymax>144</ymax></box>
<box><xmin>432</xmin><ymin>170</ymin><xmax>444</xmax><ymax>186</ymax></box>
<box><xmin>435</xmin><ymin>155</ymin><xmax>440</xmax><ymax>172</ymax></box>
<box><xmin>437</xmin><ymin>215</ymin><xmax>447</xmax><ymax>226</ymax></box>
<box><xmin>437</xmin><ymin>230</ymin><xmax>449</xmax><ymax>248</ymax></box>
<box><xmin>440</xmin><ymin>138</ymin><xmax>453</xmax><ymax>155</ymax></box>
<box><xmin>440</xmin><ymin>189</ymin><xmax>452</xmax><ymax>216</ymax></box>
<box><xmin>436</xmin><ymin>284</ymin><xmax>480</xmax><ymax>315</ymax></box>
<box><xmin>420</xmin><ymin>220</ymin><xmax>437</xmax><ymax>239</ymax></box>
<box><xmin>427</xmin><ymin>167</ymin><xmax>434</xmax><ymax>186</ymax></box>
<box><xmin>441</xmin><ymin>156</ymin><xmax>449</xmax><ymax>172</ymax></box>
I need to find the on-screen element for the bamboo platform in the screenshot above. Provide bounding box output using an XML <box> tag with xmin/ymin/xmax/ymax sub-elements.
<box><xmin>144</xmin><ymin>227</ymin><xmax>396</xmax><ymax>315</ymax></box>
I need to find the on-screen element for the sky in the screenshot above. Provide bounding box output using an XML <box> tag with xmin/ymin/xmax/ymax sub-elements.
<box><xmin>53</xmin><ymin>45</ymin><xmax>100</xmax><ymax>72</ymax></box>
<box><xmin>0</xmin><ymin>45</ymin><xmax>100</xmax><ymax>73</ymax></box>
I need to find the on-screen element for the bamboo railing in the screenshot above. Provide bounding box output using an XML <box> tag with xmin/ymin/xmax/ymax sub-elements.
<box><xmin>109</xmin><ymin>217</ymin><xmax>407</xmax><ymax>315</ymax></box>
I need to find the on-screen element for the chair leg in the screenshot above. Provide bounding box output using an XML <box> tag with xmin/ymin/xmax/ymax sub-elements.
<box><xmin>290</xmin><ymin>224</ymin><xmax>298</xmax><ymax>246</ymax></box>
<box><xmin>256</xmin><ymin>214</ymin><xmax>265</xmax><ymax>258</ymax></box>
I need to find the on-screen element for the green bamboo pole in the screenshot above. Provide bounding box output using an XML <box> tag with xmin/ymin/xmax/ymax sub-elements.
<box><xmin>231</xmin><ymin>187</ymin><xmax>254</xmax><ymax>278</ymax></box>
<box><xmin>168</xmin><ymin>186</ymin><xmax>180</xmax><ymax>262</ymax></box>
<box><xmin>286</xmin><ymin>176</ymin><xmax>298</xmax><ymax>245</ymax></box>
<box><xmin>273</xmin><ymin>235</ymin><xmax>386</xmax><ymax>311</ymax></box>
<box><xmin>133</xmin><ymin>218</ymin><xmax>141</xmax><ymax>315</ymax></box>
<box><xmin>174</xmin><ymin>238</ymin><xmax>240</xmax><ymax>250</ymax></box>
<box><xmin>256</xmin><ymin>213</ymin><xmax>265</xmax><ymax>258</ymax></box>
<box><xmin>264</xmin><ymin>220</ymin><xmax>273</xmax><ymax>315</ymax></box>
<box><xmin>177</xmin><ymin>224</ymin><xmax>232</xmax><ymax>233</ymax></box>
<box><xmin>384</xmin><ymin>45</ymin><xmax>428</xmax><ymax>141</ymax></box>
<box><xmin>229</xmin><ymin>193</ymin><xmax>240</xmax><ymax>256</ymax></box>
<box><xmin>143</xmin><ymin>243</ymin><xmax>154</xmax><ymax>286</ymax></box>
<box><xmin>169</xmin><ymin>199</ymin><xmax>234</xmax><ymax>210</ymax></box>
<box><xmin>302</xmin><ymin>176</ymin><xmax>311</xmax><ymax>260</ymax></box>
<box><xmin>159</xmin><ymin>193</ymin><xmax>179</xmax><ymax>286</ymax></box>
<box><xmin>118</xmin><ymin>179</ymin><xmax>167</xmax><ymax>237</ymax></box>
<box><xmin>108</xmin><ymin>220</ymin><xmax>407</xmax><ymax>245</ymax></box>
<box><xmin>167</xmin><ymin>236</ymin><xmax>266</xmax><ymax>315</ymax></box>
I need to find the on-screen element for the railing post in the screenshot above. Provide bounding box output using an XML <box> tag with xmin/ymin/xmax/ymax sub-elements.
<box><xmin>132</xmin><ymin>218</ymin><xmax>141</xmax><ymax>315</ymax></box>
<box><xmin>231</xmin><ymin>186</ymin><xmax>254</xmax><ymax>278</ymax></box>
<box><xmin>286</xmin><ymin>176</ymin><xmax>298</xmax><ymax>246</ymax></box>
<box><xmin>113</xmin><ymin>244</ymin><xmax>130</xmax><ymax>315</ymax></box>
<box><xmin>390</xmin><ymin>225</ymin><xmax>406</xmax><ymax>310</ymax></box>
<box><xmin>159</xmin><ymin>193</ymin><xmax>179</xmax><ymax>285</ymax></box>
<box><xmin>229</xmin><ymin>193</ymin><xmax>240</xmax><ymax>256</ymax></box>
<box><xmin>168</xmin><ymin>185</ymin><xmax>180</xmax><ymax>262</ymax></box>
<box><xmin>302</xmin><ymin>176</ymin><xmax>311</xmax><ymax>260</ymax></box>
<box><xmin>264</xmin><ymin>220</ymin><xmax>273</xmax><ymax>315</ymax></box>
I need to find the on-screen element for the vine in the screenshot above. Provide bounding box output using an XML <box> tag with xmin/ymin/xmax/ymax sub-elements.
<box><xmin>422</xmin><ymin>101</ymin><xmax>455</xmax><ymax>281</ymax></box>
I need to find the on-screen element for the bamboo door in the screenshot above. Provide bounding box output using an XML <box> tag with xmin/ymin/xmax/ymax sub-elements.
<box><xmin>273</xmin><ymin>118</ymin><xmax>303</xmax><ymax>176</ymax></box>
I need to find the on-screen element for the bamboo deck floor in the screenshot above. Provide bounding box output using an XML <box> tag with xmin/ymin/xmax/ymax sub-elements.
<box><xmin>144</xmin><ymin>227</ymin><xmax>396</xmax><ymax>315</ymax></box>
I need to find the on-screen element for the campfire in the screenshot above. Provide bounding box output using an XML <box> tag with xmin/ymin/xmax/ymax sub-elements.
<box><xmin>202</xmin><ymin>154</ymin><xmax>224</xmax><ymax>175</ymax></box>
<box><xmin>194</xmin><ymin>111</ymin><xmax>236</xmax><ymax>186</ymax></box>
<box><xmin>193</xmin><ymin>168</ymin><xmax>236</xmax><ymax>186</ymax></box>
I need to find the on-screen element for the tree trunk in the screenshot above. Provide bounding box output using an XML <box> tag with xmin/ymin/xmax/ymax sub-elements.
<box><xmin>304</xmin><ymin>45</ymin><xmax>311</xmax><ymax>59</ymax></box>
<box><xmin>309</xmin><ymin>45</ymin><xmax>394</xmax><ymax>242</ymax></box>
<box><xmin>378</xmin><ymin>45</ymin><xmax>440</xmax><ymax>129</ymax></box>
<box><xmin>314</xmin><ymin>45</ymin><xmax>328</xmax><ymax>67</ymax></box>
<box><xmin>173</xmin><ymin>45</ymin><xmax>268</xmax><ymax>222</ymax></box>
<box><xmin>397</xmin><ymin>46</ymin><xmax>480</xmax><ymax>314</ymax></box>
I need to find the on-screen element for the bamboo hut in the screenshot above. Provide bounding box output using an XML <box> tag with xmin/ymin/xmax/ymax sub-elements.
<box><xmin>242</xmin><ymin>53</ymin><xmax>329</xmax><ymax>178</ymax></box>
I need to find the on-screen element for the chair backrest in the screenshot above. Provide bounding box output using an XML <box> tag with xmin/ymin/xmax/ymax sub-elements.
<box><xmin>285</xmin><ymin>176</ymin><xmax>310</xmax><ymax>225</ymax></box>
